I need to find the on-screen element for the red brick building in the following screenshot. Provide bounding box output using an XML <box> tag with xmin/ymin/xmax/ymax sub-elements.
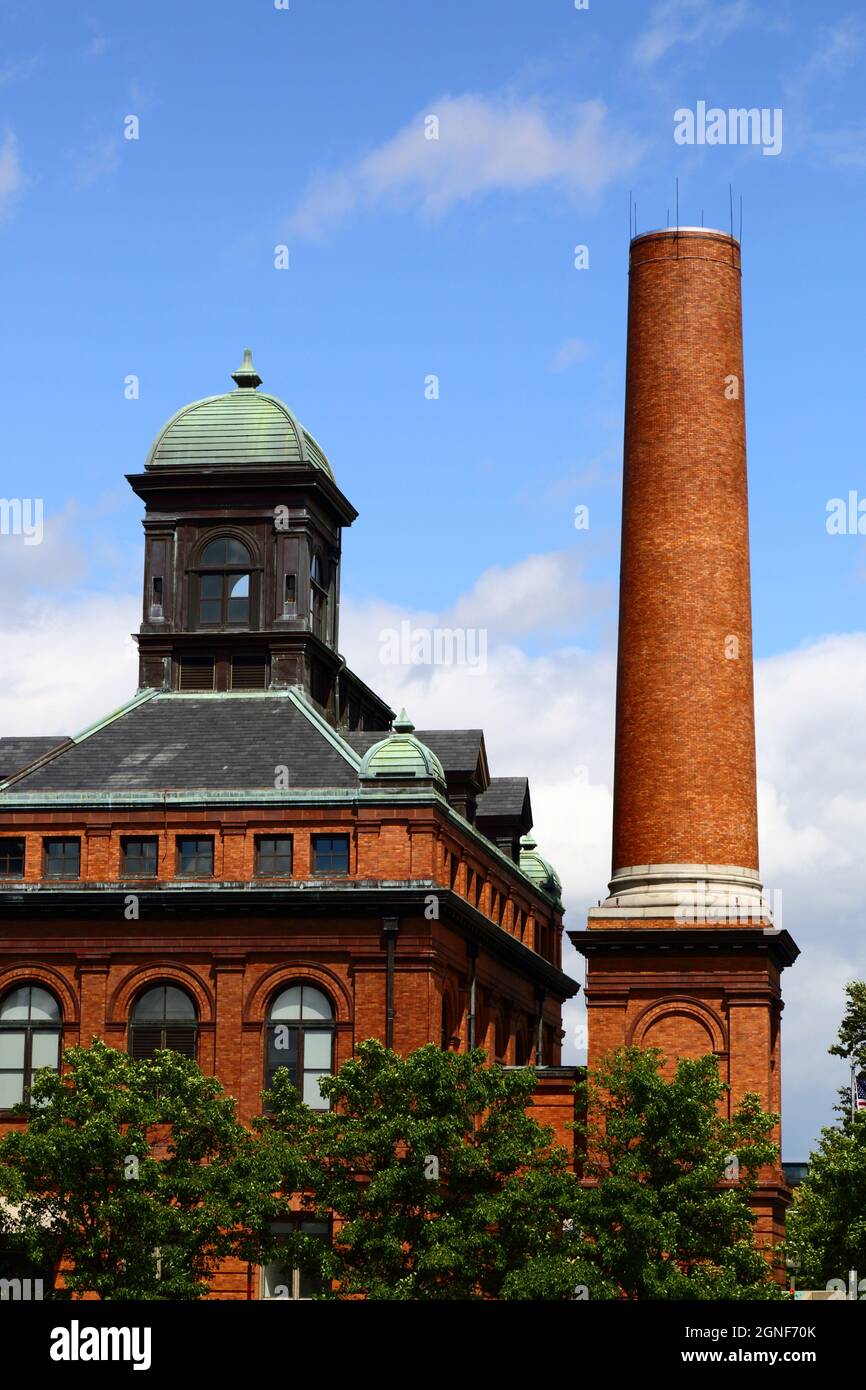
<box><xmin>1</xmin><ymin>228</ymin><xmax>796</xmax><ymax>1289</ymax></box>
<box><xmin>0</xmin><ymin>351</ymin><xmax>578</xmax><ymax>1297</ymax></box>
<box><xmin>572</xmin><ymin>228</ymin><xmax>799</xmax><ymax>1249</ymax></box>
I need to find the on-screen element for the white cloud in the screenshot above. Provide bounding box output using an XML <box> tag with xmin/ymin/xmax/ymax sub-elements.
<box><xmin>781</xmin><ymin>19</ymin><xmax>866</xmax><ymax>167</ymax></box>
<box><xmin>0</xmin><ymin>594</ymin><xmax>139</xmax><ymax>737</ymax></box>
<box><xmin>0</xmin><ymin>57</ymin><xmax>39</xmax><ymax>86</ymax></box>
<box><xmin>0</xmin><ymin>501</ymin><xmax>88</xmax><ymax>606</ymax></box>
<box><xmin>287</xmin><ymin>94</ymin><xmax>644</xmax><ymax>239</ymax></box>
<box><xmin>631</xmin><ymin>0</ymin><xmax>750</xmax><ymax>69</ymax></box>
<box><xmin>0</xmin><ymin>131</ymin><xmax>25</xmax><ymax>212</ymax></box>
<box><xmin>72</xmin><ymin>136</ymin><xmax>120</xmax><ymax>191</ymax></box>
<box><xmin>549</xmin><ymin>338</ymin><xmax>590</xmax><ymax>373</ymax></box>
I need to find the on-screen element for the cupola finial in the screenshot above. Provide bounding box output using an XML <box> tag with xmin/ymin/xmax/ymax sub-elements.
<box><xmin>392</xmin><ymin>708</ymin><xmax>415</xmax><ymax>734</ymax></box>
<box><xmin>231</xmin><ymin>348</ymin><xmax>262</xmax><ymax>390</ymax></box>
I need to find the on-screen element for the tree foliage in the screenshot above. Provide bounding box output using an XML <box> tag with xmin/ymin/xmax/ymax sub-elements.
<box><xmin>786</xmin><ymin>980</ymin><xmax>866</xmax><ymax>1287</ymax></box>
<box><xmin>0</xmin><ymin>1038</ymin><xmax>782</xmax><ymax>1300</ymax></box>
<box><xmin>575</xmin><ymin>1047</ymin><xmax>782</xmax><ymax>1300</ymax></box>
<box><xmin>261</xmin><ymin>1040</ymin><xmax>597</xmax><ymax>1300</ymax></box>
<box><xmin>0</xmin><ymin>1039</ymin><xmax>284</xmax><ymax>1300</ymax></box>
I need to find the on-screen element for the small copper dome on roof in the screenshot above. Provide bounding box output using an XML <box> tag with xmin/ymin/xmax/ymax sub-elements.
<box><xmin>519</xmin><ymin>834</ymin><xmax>562</xmax><ymax>900</ymax></box>
<box><xmin>145</xmin><ymin>350</ymin><xmax>335</xmax><ymax>480</ymax></box>
<box><xmin>359</xmin><ymin>710</ymin><xmax>446</xmax><ymax>787</ymax></box>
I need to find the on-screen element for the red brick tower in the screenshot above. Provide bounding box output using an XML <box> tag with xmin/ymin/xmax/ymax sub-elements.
<box><xmin>572</xmin><ymin>228</ymin><xmax>798</xmax><ymax>1246</ymax></box>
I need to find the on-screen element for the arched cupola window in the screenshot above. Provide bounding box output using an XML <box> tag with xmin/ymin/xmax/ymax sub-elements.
<box><xmin>310</xmin><ymin>552</ymin><xmax>329</xmax><ymax>643</ymax></box>
<box><xmin>195</xmin><ymin>536</ymin><xmax>254</xmax><ymax>628</ymax></box>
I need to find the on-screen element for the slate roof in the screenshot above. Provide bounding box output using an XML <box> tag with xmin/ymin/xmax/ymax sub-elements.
<box><xmin>0</xmin><ymin>702</ymin><xmax>530</xmax><ymax>847</ymax></box>
<box><xmin>1</xmin><ymin>695</ymin><xmax>358</xmax><ymax>793</ymax></box>
<box><xmin>341</xmin><ymin>730</ymin><xmax>384</xmax><ymax>758</ymax></box>
<box><xmin>417</xmin><ymin>730</ymin><xmax>486</xmax><ymax>778</ymax></box>
<box><xmin>476</xmin><ymin>777</ymin><xmax>532</xmax><ymax>822</ymax></box>
<box><xmin>0</xmin><ymin>737</ymin><xmax>67</xmax><ymax>781</ymax></box>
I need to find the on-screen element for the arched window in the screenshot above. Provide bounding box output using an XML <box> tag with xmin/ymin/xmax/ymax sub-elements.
<box><xmin>266</xmin><ymin>984</ymin><xmax>334</xmax><ymax>1109</ymax></box>
<box><xmin>129</xmin><ymin>984</ymin><xmax>197</xmax><ymax>1061</ymax></box>
<box><xmin>0</xmin><ymin>985</ymin><xmax>61</xmax><ymax>1110</ymax></box>
<box><xmin>514</xmin><ymin>1028</ymin><xmax>529</xmax><ymax>1067</ymax></box>
<box><xmin>196</xmin><ymin>536</ymin><xmax>252</xmax><ymax>627</ymax></box>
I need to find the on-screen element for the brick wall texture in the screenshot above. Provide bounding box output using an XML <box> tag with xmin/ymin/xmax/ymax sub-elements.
<box><xmin>612</xmin><ymin>228</ymin><xmax>759</xmax><ymax>873</ymax></box>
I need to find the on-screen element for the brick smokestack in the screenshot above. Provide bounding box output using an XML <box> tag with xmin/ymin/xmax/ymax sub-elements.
<box><xmin>607</xmin><ymin>227</ymin><xmax>762</xmax><ymax>916</ymax></box>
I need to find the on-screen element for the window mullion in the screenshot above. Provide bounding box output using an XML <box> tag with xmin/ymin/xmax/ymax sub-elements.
<box><xmin>23</xmin><ymin>1025</ymin><xmax>33</xmax><ymax>1098</ymax></box>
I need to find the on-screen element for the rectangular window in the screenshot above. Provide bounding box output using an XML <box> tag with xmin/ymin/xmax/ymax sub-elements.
<box><xmin>151</xmin><ymin>576</ymin><xmax>163</xmax><ymax>616</ymax></box>
<box><xmin>311</xmin><ymin>834</ymin><xmax>349</xmax><ymax>875</ymax></box>
<box><xmin>283</xmin><ymin>573</ymin><xmax>296</xmax><ymax>613</ymax></box>
<box><xmin>255</xmin><ymin>836</ymin><xmax>293</xmax><ymax>877</ymax></box>
<box><xmin>261</xmin><ymin>1219</ymin><xmax>330</xmax><ymax>1300</ymax></box>
<box><xmin>121</xmin><ymin>837</ymin><xmax>158</xmax><ymax>877</ymax></box>
<box><xmin>42</xmin><ymin>838</ymin><xmax>80</xmax><ymax>879</ymax></box>
<box><xmin>176</xmin><ymin>837</ymin><xmax>214</xmax><ymax>876</ymax></box>
<box><xmin>0</xmin><ymin>838</ymin><xmax>25</xmax><ymax>877</ymax></box>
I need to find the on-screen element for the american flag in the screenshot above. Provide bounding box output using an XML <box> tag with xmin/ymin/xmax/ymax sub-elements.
<box><xmin>856</xmin><ymin>1074</ymin><xmax>866</xmax><ymax>1112</ymax></box>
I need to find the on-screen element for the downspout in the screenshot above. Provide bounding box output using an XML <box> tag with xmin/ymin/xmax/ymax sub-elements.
<box><xmin>383</xmin><ymin>916</ymin><xmax>399</xmax><ymax>1049</ymax></box>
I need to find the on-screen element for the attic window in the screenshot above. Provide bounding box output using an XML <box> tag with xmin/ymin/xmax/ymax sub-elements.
<box><xmin>43</xmin><ymin>838</ymin><xmax>80</xmax><ymax>879</ymax></box>
<box><xmin>176</xmin><ymin>837</ymin><xmax>214</xmax><ymax>877</ymax></box>
<box><xmin>0</xmin><ymin>839</ymin><xmax>25</xmax><ymax>877</ymax></box>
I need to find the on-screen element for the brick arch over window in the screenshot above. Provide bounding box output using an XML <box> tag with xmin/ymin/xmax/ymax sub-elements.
<box><xmin>0</xmin><ymin>964</ymin><xmax>79</xmax><ymax>1025</ymax></box>
<box><xmin>107</xmin><ymin>963</ymin><xmax>215</xmax><ymax>1026</ymax></box>
<box><xmin>628</xmin><ymin>996</ymin><xmax>727</xmax><ymax>1059</ymax></box>
<box><xmin>243</xmin><ymin>962</ymin><xmax>352</xmax><ymax>1026</ymax></box>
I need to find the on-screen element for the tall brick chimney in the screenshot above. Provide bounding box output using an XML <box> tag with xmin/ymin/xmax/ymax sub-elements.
<box><xmin>609</xmin><ymin>226</ymin><xmax>763</xmax><ymax>919</ymax></box>
<box><xmin>572</xmin><ymin>226</ymin><xmax>798</xmax><ymax>1251</ymax></box>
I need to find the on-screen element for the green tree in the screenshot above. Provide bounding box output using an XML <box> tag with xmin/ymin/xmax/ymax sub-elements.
<box><xmin>786</xmin><ymin>981</ymin><xmax>866</xmax><ymax>1287</ymax></box>
<box><xmin>0</xmin><ymin>1040</ymin><xmax>290</xmax><ymax>1300</ymax></box>
<box><xmin>261</xmin><ymin>1040</ymin><xmax>602</xmax><ymax>1300</ymax></box>
<box><xmin>829</xmin><ymin>979</ymin><xmax>866</xmax><ymax>1113</ymax></box>
<box><xmin>575</xmin><ymin>1047</ymin><xmax>782</xmax><ymax>1300</ymax></box>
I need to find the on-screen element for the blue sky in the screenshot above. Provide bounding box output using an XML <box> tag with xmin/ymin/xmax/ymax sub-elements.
<box><xmin>2</xmin><ymin>0</ymin><xmax>866</xmax><ymax>1156</ymax></box>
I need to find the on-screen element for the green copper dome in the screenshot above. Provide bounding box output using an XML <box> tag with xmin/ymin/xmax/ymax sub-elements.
<box><xmin>145</xmin><ymin>349</ymin><xmax>335</xmax><ymax>481</ymax></box>
<box><xmin>359</xmin><ymin>710</ymin><xmax>446</xmax><ymax>787</ymax></box>
<box><xmin>519</xmin><ymin>834</ymin><xmax>562</xmax><ymax>900</ymax></box>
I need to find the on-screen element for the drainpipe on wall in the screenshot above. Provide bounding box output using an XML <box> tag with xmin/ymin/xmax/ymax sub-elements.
<box><xmin>383</xmin><ymin>916</ymin><xmax>399</xmax><ymax>1049</ymax></box>
<box><xmin>467</xmin><ymin>942</ymin><xmax>479</xmax><ymax>1050</ymax></box>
